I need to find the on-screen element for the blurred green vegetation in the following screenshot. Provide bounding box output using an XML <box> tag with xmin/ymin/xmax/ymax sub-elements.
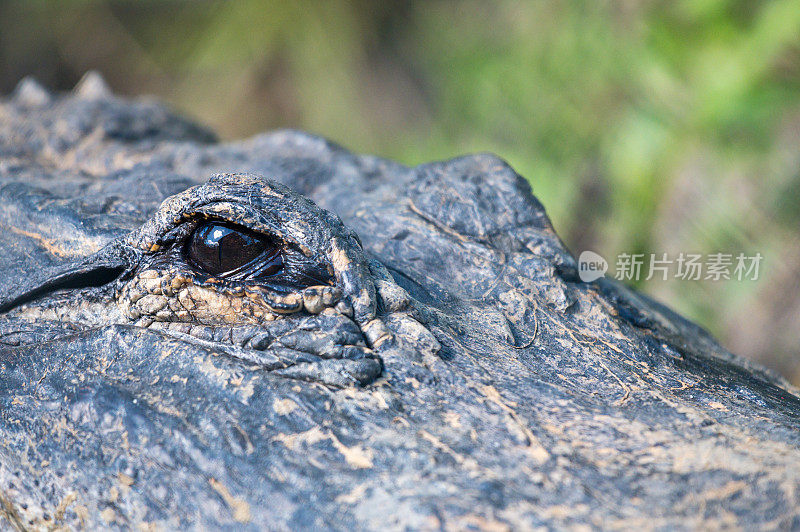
<box><xmin>2</xmin><ymin>0</ymin><xmax>800</xmax><ymax>381</ymax></box>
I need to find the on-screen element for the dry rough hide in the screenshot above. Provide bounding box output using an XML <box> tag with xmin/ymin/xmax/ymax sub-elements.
<box><xmin>1</xmin><ymin>74</ymin><xmax>799</xmax><ymax>530</ymax></box>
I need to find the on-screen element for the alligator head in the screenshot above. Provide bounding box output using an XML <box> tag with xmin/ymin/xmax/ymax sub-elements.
<box><xmin>3</xmin><ymin>80</ymin><xmax>800</xmax><ymax>530</ymax></box>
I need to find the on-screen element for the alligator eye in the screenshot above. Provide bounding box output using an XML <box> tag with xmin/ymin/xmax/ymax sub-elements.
<box><xmin>186</xmin><ymin>223</ymin><xmax>283</xmax><ymax>278</ymax></box>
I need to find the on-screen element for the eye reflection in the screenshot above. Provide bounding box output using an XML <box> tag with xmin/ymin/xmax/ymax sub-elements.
<box><xmin>186</xmin><ymin>223</ymin><xmax>283</xmax><ymax>278</ymax></box>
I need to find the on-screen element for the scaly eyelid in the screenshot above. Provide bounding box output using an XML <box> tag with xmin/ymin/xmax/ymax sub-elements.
<box><xmin>135</xmin><ymin>202</ymin><xmax>337</xmax><ymax>290</ymax></box>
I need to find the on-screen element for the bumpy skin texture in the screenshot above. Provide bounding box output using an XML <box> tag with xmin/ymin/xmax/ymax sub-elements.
<box><xmin>1</xmin><ymin>75</ymin><xmax>800</xmax><ymax>531</ymax></box>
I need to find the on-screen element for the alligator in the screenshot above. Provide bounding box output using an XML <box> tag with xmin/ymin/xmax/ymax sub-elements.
<box><xmin>1</xmin><ymin>73</ymin><xmax>799</xmax><ymax>530</ymax></box>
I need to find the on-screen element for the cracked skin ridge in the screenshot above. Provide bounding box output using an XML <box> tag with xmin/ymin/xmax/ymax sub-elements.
<box><xmin>0</xmin><ymin>75</ymin><xmax>799</xmax><ymax>530</ymax></box>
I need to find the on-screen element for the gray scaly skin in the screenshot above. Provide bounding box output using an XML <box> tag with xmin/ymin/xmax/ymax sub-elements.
<box><xmin>1</xmin><ymin>74</ymin><xmax>800</xmax><ymax>530</ymax></box>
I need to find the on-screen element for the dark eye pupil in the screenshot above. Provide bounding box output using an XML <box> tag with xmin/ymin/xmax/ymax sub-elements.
<box><xmin>187</xmin><ymin>223</ymin><xmax>282</xmax><ymax>277</ymax></box>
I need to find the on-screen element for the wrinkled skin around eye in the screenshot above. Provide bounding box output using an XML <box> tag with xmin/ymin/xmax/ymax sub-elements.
<box><xmin>0</xmin><ymin>173</ymin><xmax>409</xmax><ymax>389</ymax></box>
<box><xmin>186</xmin><ymin>222</ymin><xmax>284</xmax><ymax>279</ymax></box>
<box><xmin>117</xmin><ymin>216</ymin><xmax>343</xmax><ymax>325</ymax></box>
